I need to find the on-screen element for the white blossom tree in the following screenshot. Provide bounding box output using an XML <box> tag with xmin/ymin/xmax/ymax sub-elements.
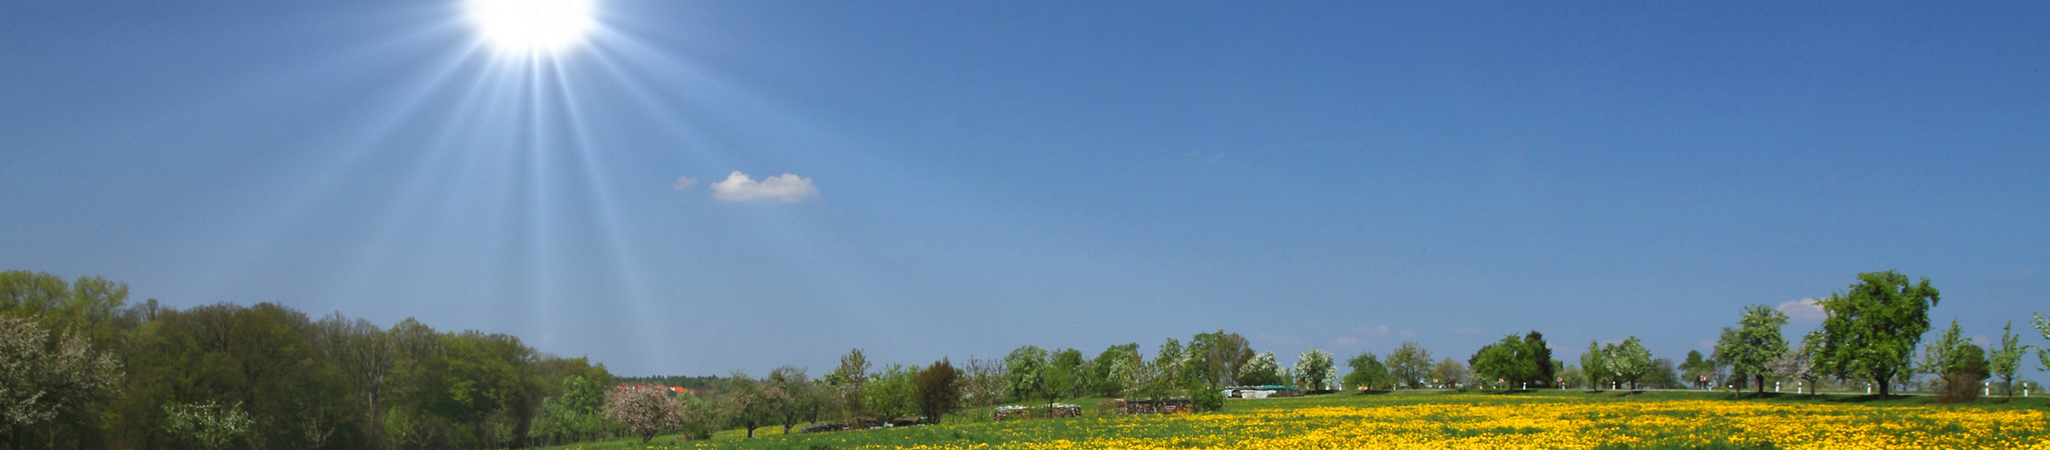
<box><xmin>1293</xmin><ymin>349</ymin><xmax>1336</xmax><ymax>390</ymax></box>
<box><xmin>603</xmin><ymin>387</ymin><xmax>684</xmax><ymax>443</ymax></box>
<box><xmin>163</xmin><ymin>401</ymin><xmax>253</xmax><ymax>450</ymax></box>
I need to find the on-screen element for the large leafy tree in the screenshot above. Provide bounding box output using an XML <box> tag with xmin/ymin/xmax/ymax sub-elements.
<box><xmin>1003</xmin><ymin>346</ymin><xmax>1048</xmax><ymax>403</ymax></box>
<box><xmin>1470</xmin><ymin>331</ymin><xmax>1553</xmax><ymax>389</ymax></box>
<box><xmin>1813</xmin><ymin>270</ymin><xmax>1940</xmax><ymax>399</ymax></box>
<box><xmin>1186</xmin><ymin>331</ymin><xmax>1253</xmax><ymax>388</ymax></box>
<box><xmin>1090</xmin><ymin>343</ymin><xmax>1140</xmax><ymax>397</ymax></box>
<box><xmin>1678</xmin><ymin>350</ymin><xmax>1715</xmax><ymax>389</ymax></box>
<box><xmin>1713</xmin><ymin>305</ymin><xmax>1789</xmax><ymax>395</ymax></box>
<box><xmin>912</xmin><ymin>359</ymin><xmax>961</xmax><ymax>424</ymax></box>
<box><xmin>1341</xmin><ymin>352</ymin><xmax>1393</xmax><ymax>390</ymax></box>
<box><xmin>0</xmin><ymin>316</ymin><xmax>122</xmax><ymax>448</ymax></box>
<box><xmin>1386</xmin><ymin>342</ymin><xmax>1434</xmax><ymax>389</ymax></box>
<box><xmin>2032</xmin><ymin>313</ymin><xmax>2050</xmax><ymax>376</ymax></box>
<box><xmin>1237</xmin><ymin>352</ymin><xmax>1285</xmax><ymax>386</ymax></box>
<box><xmin>602</xmin><ymin>388</ymin><xmax>682</xmax><ymax>444</ymax></box>
<box><xmin>1293</xmin><ymin>349</ymin><xmax>1336</xmax><ymax>390</ymax></box>
<box><xmin>1581</xmin><ymin>341</ymin><xmax>1611</xmax><ymax>389</ymax></box>
<box><xmin>1604</xmin><ymin>337</ymin><xmax>1653</xmax><ymax>390</ymax></box>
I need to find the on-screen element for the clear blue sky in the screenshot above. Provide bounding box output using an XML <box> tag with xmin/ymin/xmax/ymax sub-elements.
<box><xmin>4</xmin><ymin>1</ymin><xmax>2046</xmax><ymax>380</ymax></box>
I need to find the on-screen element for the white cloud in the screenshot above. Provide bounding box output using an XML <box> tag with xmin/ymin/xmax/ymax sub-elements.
<box><xmin>1399</xmin><ymin>330</ymin><xmax>1417</xmax><ymax>337</ymax></box>
<box><xmin>1332</xmin><ymin>336</ymin><xmax>1362</xmax><ymax>346</ymax></box>
<box><xmin>671</xmin><ymin>176</ymin><xmax>698</xmax><ymax>190</ymax></box>
<box><xmin>709</xmin><ymin>171</ymin><xmax>818</xmax><ymax>203</ymax></box>
<box><xmin>1778</xmin><ymin>298</ymin><xmax>1827</xmax><ymax>321</ymax></box>
<box><xmin>1449</xmin><ymin>326</ymin><xmax>1484</xmax><ymax>335</ymax></box>
<box><xmin>1351</xmin><ymin>325</ymin><xmax>1392</xmax><ymax>336</ymax></box>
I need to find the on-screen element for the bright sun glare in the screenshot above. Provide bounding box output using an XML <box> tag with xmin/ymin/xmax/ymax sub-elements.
<box><xmin>466</xmin><ymin>0</ymin><xmax>596</xmax><ymax>56</ymax></box>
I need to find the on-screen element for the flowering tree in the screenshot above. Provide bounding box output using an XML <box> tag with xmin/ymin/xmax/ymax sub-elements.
<box><xmin>1293</xmin><ymin>349</ymin><xmax>1335</xmax><ymax>390</ymax></box>
<box><xmin>1</xmin><ymin>316</ymin><xmax>122</xmax><ymax>445</ymax></box>
<box><xmin>164</xmin><ymin>401</ymin><xmax>253</xmax><ymax>450</ymax></box>
<box><xmin>603</xmin><ymin>387</ymin><xmax>683</xmax><ymax>443</ymax></box>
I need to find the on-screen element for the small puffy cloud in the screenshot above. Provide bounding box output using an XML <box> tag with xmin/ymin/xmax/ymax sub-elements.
<box><xmin>671</xmin><ymin>176</ymin><xmax>698</xmax><ymax>190</ymax></box>
<box><xmin>1778</xmin><ymin>298</ymin><xmax>1827</xmax><ymax>321</ymax></box>
<box><xmin>709</xmin><ymin>171</ymin><xmax>818</xmax><ymax>203</ymax></box>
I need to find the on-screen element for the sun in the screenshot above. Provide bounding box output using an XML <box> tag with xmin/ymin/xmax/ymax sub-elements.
<box><xmin>465</xmin><ymin>0</ymin><xmax>596</xmax><ymax>56</ymax></box>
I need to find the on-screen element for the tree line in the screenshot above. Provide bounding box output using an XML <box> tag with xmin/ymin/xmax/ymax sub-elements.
<box><xmin>8</xmin><ymin>269</ymin><xmax>2047</xmax><ymax>450</ymax></box>
<box><xmin>1</xmin><ymin>270</ymin><xmax>611</xmax><ymax>450</ymax></box>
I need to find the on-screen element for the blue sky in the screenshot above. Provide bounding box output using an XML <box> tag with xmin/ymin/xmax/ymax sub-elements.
<box><xmin>3</xmin><ymin>1</ymin><xmax>2047</xmax><ymax>379</ymax></box>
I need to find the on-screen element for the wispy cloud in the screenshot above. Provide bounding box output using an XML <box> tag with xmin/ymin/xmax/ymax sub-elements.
<box><xmin>710</xmin><ymin>171</ymin><xmax>819</xmax><ymax>203</ymax></box>
<box><xmin>1332</xmin><ymin>336</ymin><xmax>1362</xmax><ymax>346</ymax></box>
<box><xmin>1449</xmin><ymin>326</ymin><xmax>1484</xmax><ymax>335</ymax></box>
<box><xmin>1400</xmin><ymin>330</ymin><xmax>1417</xmax><ymax>337</ymax></box>
<box><xmin>1778</xmin><ymin>298</ymin><xmax>1826</xmax><ymax>321</ymax></box>
<box><xmin>1351</xmin><ymin>325</ymin><xmax>1392</xmax><ymax>336</ymax></box>
<box><xmin>671</xmin><ymin>176</ymin><xmax>698</xmax><ymax>190</ymax></box>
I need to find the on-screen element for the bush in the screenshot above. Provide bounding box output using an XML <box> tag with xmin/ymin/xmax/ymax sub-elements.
<box><xmin>1191</xmin><ymin>386</ymin><xmax>1225</xmax><ymax>412</ymax></box>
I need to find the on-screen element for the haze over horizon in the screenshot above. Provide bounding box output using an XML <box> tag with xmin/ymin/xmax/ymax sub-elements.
<box><xmin>4</xmin><ymin>1</ymin><xmax>2047</xmax><ymax>380</ymax></box>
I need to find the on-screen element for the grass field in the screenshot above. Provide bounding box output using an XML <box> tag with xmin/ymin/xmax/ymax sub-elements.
<box><xmin>539</xmin><ymin>390</ymin><xmax>2050</xmax><ymax>450</ymax></box>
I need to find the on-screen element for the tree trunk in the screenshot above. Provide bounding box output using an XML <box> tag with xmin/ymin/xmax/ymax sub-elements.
<box><xmin>1755</xmin><ymin>374</ymin><xmax>1766</xmax><ymax>395</ymax></box>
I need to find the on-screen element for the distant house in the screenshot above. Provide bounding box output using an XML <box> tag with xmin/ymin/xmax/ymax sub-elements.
<box><xmin>1225</xmin><ymin>385</ymin><xmax>1301</xmax><ymax>398</ymax></box>
<box><xmin>616</xmin><ymin>384</ymin><xmax>699</xmax><ymax>395</ymax></box>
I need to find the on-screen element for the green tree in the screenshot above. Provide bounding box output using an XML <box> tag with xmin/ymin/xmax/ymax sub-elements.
<box><xmin>0</xmin><ymin>316</ymin><xmax>122</xmax><ymax>449</ymax></box>
<box><xmin>1045</xmin><ymin>348</ymin><xmax>1086</xmax><ymax>400</ymax></box>
<box><xmin>1386</xmin><ymin>342</ymin><xmax>1433</xmax><ymax>389</ymax></box>
<box><xmin>912</xmin><ymin>358</ymin><xmax>962</xmax><ymax>424</ymax></box>
<box><xmin>723</xmin><ymin>372</ymin><xmax>784</xmax><ymax>438</ymax></box>
<box><xmin>1003</xmin><ymin>345</ymin><xmax>1048</xmax><ymax>404</ymax></box>
<box><xmin>1678</xmin><ymin>350</ymin><xmax>1715</xmax><ymax>389</ymax></box>
<box><xmin>1293</xmin><ymin>348</ymin><xmax>1336</xmax><ymax>390</ymax></box>
<box><xmin>1471</xmin><ymin>333</ymin><xmax>1550</xmax><ymax>389</ymax></box>
<box><xmin>1918</xmin><ymin>319</ymin><xmax>1971</xmax><ymax>392</ymax></box>
<box><xmin>1713</xmin><ymin>305</ymin><xmax>1789</xmax><ymax>396</ymax></box>
<box><xmin>1581</xmin><ymin>341</ymin><xmax>1611</xmax><ymax>389</ymax></box>
<box><xmin>1153</xmin><ymin>338</ymin><xmax>1184</xmax><ymax>389</ymax></box>
<box><xmin>1605</xmin><ymin>337</ymin><xmax>1653</xmax><ymax>390</ymax></box>
<box><xmin>1238</xmin><ymin>352</ymin><xmax>1284</xmax><ymax>386</ymax></box>
<box><xmin>1813</xmin><ymin>270</ymin><xmax>1940</xmax><ymax>399</ymax></box>
<box><xmin>830</xmin><ymin>348</ymin><xmax>872</xmax><ymax>423</ymax></box>
<box><xmin>767</xmin><ymin>366</ymin><xmax>815</xmax><ymax>434</ymax></box>
<box><xmin>1989</xmin><ymin>321</ymin><xmax>2030</xmax><ymax>400</ymax></box>
<box><xmin>1341</xmin><ymin>352</ymin><xmax>1393</xmax><ymax>390</ymax></box>
<box><xmin>1428</xmin><ymin>358</ymin><xmax>1469</xmax><ymax>389</ymax></box>
<box><xmin>163</xmin><ymin>401</ymin><xmax>253</xmax><ymax>450</ymax></box>
<box><xmin>1090</xmin><ymin>343</ymin><xmax>1140</xmax><ymax>397</ymax></box>
<box><xmin>1559</xmin><ymin>364</ymin><xmax>1588</xmax><ymax>388</ymax></box>
<box><xmin>1186</xmin><ymin>330</ymin><xmax>1253</xmax><ymax>388</ymax></box>
<box><xmin>2035</xmin><ymin>313</ymin><xmax>2050</xmax><ymax>374</ymax></box>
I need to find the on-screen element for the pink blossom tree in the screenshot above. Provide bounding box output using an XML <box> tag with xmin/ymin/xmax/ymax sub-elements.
<box><xmin>602</xmin><ymin>387</ymin><xmax>683</xmax><ymax>443</ymax></box>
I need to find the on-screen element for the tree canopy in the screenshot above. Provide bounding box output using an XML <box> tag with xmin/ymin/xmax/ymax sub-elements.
<box><xmin>1813</xmin><ymin>270</ymin><xmax>1939</xmax><ymax>399</ymax></box>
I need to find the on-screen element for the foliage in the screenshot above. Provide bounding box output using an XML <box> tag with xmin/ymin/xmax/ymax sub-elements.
<box><xmin>1044</xmin><ymin>348</ymin><xmax>1086</xmax><ymax>401</ymax></box>
<box><xmin>1386</xmin><ymin>342</ymin><xmax>1433</xmax><ymax>389</ymax></box>
<box><xmin>1470</xmin><ymin>331</ymin><xmax>1553</xmax><ymax>389</ymax></box>
<box><xmin>1713</xmin><ymin>305</ymin><xmax>1789</xmax><ymax>395</ymax></box>
<box><xmin>1291</xmin><ymin>348</ymin><xmax>1336</xmax><ymax>390</ymax></box>
<box><xmin>829</xmin><ymin>348</ymin><xmax>871</xmax><ymax>422</ymax></box>
<box><xmin>1088</xmin><ymin>343</ymin><xmax>1139</xmax><ymax>397</ymax></box>
<box><xmin>1428</xmin><ymin>358</ymin><xmax>1470</xmax><ymax>389</ymax></box>
<box><xmin>722</xmin><ymin>372</ymin><xmax>786</xmax><ymax>438</ymax></box>
<box><xmin>1559</xmin><ymin>364</ymin><xmax>1588</xmax><ymax>389</ymax></box>
<box><xmin>1189</xmin><ymin>384</ymin><xmax>1224</xmax><ymax>412</ymax></box>
<box><xmin>0</xmin><ymin>316</ymin><xmax>121</xmax><ymax>445</ymax></box>
<box><xmin>1341</xmin><ymin>352</ymin><xmax>1392</xmax><ymax>390</ymax></box>
<box><xmin>1813</xmin><ymin>270</ymin><xmax>1940</xmax><ymax>399</ymax></box>
<box><xmin>912</xmin><ymin>359</ymin><xmax>961</xmax><ymax>424</ymax></box>
<box><xmin>1002</xmin><ymin>346</ymin><xmax>1048</xmax><ymax>404</ymax></box>
<box><xmin>1603</xmin><ymin>337</ymin><xmax>1653</xmax><ymax>390</ymax></box>
<box><xmin>959</xmin><ymin>356</ymin><xmax>1007</xmax><ymax>411</ymax></box>
<box><xmin>864</xmin><ymin>364</ymin><xmax>917</xmax><ymax>420</ymax></box>
<box><xmin>768</xmin><ymin>366</ymin><xmax>821</xmax><ymax>434</ymax></box>
<box><xmin>1186</xmin><ymin>330</ymin><xmax>1253</xmax><ymax>388</ymax></box>
<box><xmin>1678</xmin><ymin>350</ymin><xmax>1716</xmax><ymax>389</ymax></box>
<box><xmin>603</xmin><ymin>387</ymin><xmax>684</xmax><ymax>443</ymax></box>
<box><xmin>1768</xmin><ymin>336</ymin><xmax>1817</xmax><ymax>394</ymax></box>
<box><xmin>163</xmin><ymin>400</ymin><xmax>253</xmax><ymax>450</ymax></box>
<box><xmin>2036</xmin><ymin>313</ymin><xmax>2050</xmax><ymax>373</ymax></box>
<box><xmin>1919</xmin><ymin>319</ymin><xmax>1974</xmax><ymax>392</ymax></box>
<box><xmin>1238</xmin><ymin>352</ymin><xmax>1285</xmax><ymax>386</ymax></box>
<box><xmin>1988</xmin><ymin>321</ymin><xmax>2030</xmax><ymax>399</ymax></box>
